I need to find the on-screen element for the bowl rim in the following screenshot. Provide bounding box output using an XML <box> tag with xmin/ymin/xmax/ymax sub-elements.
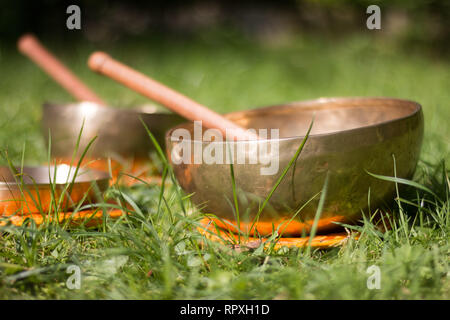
<box><xmin>42</xmin><ymin>101</ymin><xmax>183</xmax><ymax>117</ymax></box>
<box><xmin>166</xmin><ymin>96</ymin><xmax>422</xmax><ymax>143</ymax></box>
<box><xmin>0</xmin><ymin>165</ymin><xmax>110</xmax><ymax>190</ymax></box>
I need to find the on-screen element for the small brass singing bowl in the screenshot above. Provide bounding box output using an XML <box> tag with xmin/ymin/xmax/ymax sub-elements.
<box><xmin>0</xmin><ymin>165</ymin><xmax>110</xmax><ymax>216</ymax></box>
<box><xmin>166</xmin><ymin>97</ymin><xmax>424</xmax><ymax>235</ymax></box>
<box><xmin>42</xmin><ymin>102</ymin><xmax>185</xmax><ymax>160</ymax></box>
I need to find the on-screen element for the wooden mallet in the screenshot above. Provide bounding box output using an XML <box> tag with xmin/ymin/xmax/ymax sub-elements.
<box><xmin>88</xmin><ymin>52</ymin><xmax>257</xmax><ymax>141</ymax></box>
<box><xmin>18</xmin><ymin>34</ymin><xmax>105</xmax><ymax>105</ymax></box>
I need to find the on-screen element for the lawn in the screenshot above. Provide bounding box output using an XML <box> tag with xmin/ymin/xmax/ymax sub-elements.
<box><xmin>0</xmin><ymin>31</ymin><xmax>448</xmax><ymax>299</ymax></box>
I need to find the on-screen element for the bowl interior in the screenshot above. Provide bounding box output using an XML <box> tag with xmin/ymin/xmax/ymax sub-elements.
<box><xmin>167</xmin><ymin>98</ymin><xmax>420</xmax><ymax>141</ymax></box>
<box><xmin>227</xmin><ymin>98</ymin><xmax>420</xmax><ymax>138</ymax></box>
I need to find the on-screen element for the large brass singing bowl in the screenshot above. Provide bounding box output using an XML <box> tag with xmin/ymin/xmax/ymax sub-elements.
<box><xmin>42</xmin><ymin>102</ymin><xmax>185</xmax><ymax>160</ymax></box>
<box><xmin>166</xmin><ymin>97</ymin><xmax>424</xmax><ymax>233</ymax></box>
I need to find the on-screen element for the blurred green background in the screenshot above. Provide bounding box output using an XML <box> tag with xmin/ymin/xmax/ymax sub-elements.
<box><xmin>0</xmin><ymin>0</ymin><xmax>449</xmax><ymax>300</ymax></box>
<box><xmin>0</xmin><ymin>0</ymin><xmax>448</xmax><ymax>165</ymax></box>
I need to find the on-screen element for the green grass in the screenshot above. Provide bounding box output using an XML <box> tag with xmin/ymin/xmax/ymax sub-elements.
<box><xmin>0</xmin><ymin>31</ymin><xmax>448</xmax><ymax>299</ymax></box>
